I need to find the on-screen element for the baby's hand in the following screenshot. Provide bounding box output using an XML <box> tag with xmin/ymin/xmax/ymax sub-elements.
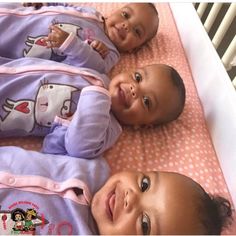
<box><xmin>66</xmin><ymin>113</ymin><xmax>74</xmax><ymax>121</ymax></box>
<box><xmin>23</xmin><ymin>3</ymin><xmax>45</xmax><ymax>9</ymax></box>
<box><xmin>44</xmin><ymin>25</ymin><xmax>69</xmax><ymax>48</ymax></box>
<box><xmin>90</xmin><ymin>40</ymin><xmax>109</xmax><ymax>59</ymax></box>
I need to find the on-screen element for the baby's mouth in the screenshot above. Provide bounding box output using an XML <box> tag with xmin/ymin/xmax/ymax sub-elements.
<box><xmin>118</xmin><ymin>86</ymin><xmax>130</xmax><ymax>108</ymax></box>
<box><xmin>117</xmin><ymin>27</ymin><xmax>126</xmax><ymax>40</ymax></box>
<box><xmin>112</xmin><ymin>25</ymin><xmax>126</xmax><ymax>41</ymax></box>
<box><xmin>106</xmin><ymin>190</ymin><xmax>116</xmax><ymax>221</ymax></box>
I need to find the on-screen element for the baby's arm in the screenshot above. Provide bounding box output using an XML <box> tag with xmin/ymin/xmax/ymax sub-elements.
<box><xmin>42</xmin><ymin>86</ymin><xmax>122</xmax><ymax>158</ymax></box>
<box><xmin>43</xmin><ymin>26</ymin><xmax>117</xmax><ymax>73</ymax></box>
<box><xmin>44</xmin><ymin>27</ymin><xmax>109</xmax><ymax>58</ymax></box>
<box><xmin>55</xmin><ymin>33</ymin><xmax>118</xmax><ymax>73</ymax></box>
<box><xmin>89</xmin><ymin>40</ymin><xmax>109</xmax><ymax>59</ymax></box>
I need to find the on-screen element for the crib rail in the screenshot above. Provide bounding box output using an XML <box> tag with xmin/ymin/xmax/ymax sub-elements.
<box><xmin>194</xmin><ymin>3</ymin><xmax>236</xmax><ymax>88</ymax></box>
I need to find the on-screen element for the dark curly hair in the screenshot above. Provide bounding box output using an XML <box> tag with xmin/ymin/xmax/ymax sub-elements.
<box><xmin>169</xmin><ymin>66</ymin><xmax>186</xmax><ymax>120</ymax></box>
<box><xmin>156</xmin><ymin>64</ymin><xmax>186</xmax><ymax>124</ymax></box>
<box><xmin>146</xmin><ymin>3</ymin><xmax>159</xmax><ymax>40</ymax></box>
<box><xmin>198</xmin><ymin>192</ymin><xmax>233</xmax><ymax>234</ymax></box>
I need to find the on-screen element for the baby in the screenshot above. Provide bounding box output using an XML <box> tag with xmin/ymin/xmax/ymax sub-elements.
<box><xmin>0</xmin><ymin>57</ymin><xmax>185</xmax><ymax>158</ymax></box>
<box><xmin>0</xmin><ymin>146</ymin><xmax>232</xmax><ymax>235</ymax></box>
<box><xmin>0</xmin><ymin>2</ymin><xmax>159</xmax><ymax>73</ymax></box>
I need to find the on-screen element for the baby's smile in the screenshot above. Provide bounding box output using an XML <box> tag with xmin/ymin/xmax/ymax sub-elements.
<box><xmin>118</xmin><ymin>85</ymin><xmax>130</xmax><ymax>108</ymax></box>
<box><xmin>106</xmin><ymin>188</ymin><xmax>116</xmax><ymax>221</ymax></box>
<box><xmin>116</xmin><ymin>25</ymin><xmax>127</xmax><ymax>40</ymax></box>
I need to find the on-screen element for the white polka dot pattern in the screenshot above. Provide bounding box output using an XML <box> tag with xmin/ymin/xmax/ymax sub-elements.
<box><xmin>0</xmin><ymin>3</ymin><xmax>235</xmax><ymax>234</ymax></box>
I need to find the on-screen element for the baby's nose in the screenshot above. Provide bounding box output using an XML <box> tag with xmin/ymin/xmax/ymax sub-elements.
<box><xmin>130</xmin><ymin>84</ymin><xmax>138</xmax><ymax>98</ymax></box>
<box><xmin>122</xmin><ymin>22</ymin><xmax>129</xmax><ymax>31</ymax></box>
<box><xmin>124</xmin><ymin>189</ymin><xmax>138</xmax><ymax>212</ymax></box>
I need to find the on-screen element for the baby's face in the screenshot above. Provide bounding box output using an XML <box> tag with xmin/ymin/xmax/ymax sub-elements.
<box><xmin>104</xmin><ymin>3</ymin><xmax>158</xmax><ymax>52</ymax></box>
<box><xmin>91</xmin><ymin>171</ymin><xmax>204</xmax><ymax>235</ymax></box>
<box><xmin>109</xmin><ymin>64</ymin><xmax>180</xmax><ymax>126</ymax></box>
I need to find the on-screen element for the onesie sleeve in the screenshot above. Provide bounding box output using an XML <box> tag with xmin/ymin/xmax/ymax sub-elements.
<box><xmin>40</xmin><ymin>123</ymin><xmax>68</xmax><ymax>155</ymax></box>
<box><xmin>42</xmin><ymin>86</ymin><xmax>122</xmax><ymax>158</ymax></box>
<box><xmin>59</xmin><ymin>33</ymin><xmax>119</xmax><ymax>74</ymax></box>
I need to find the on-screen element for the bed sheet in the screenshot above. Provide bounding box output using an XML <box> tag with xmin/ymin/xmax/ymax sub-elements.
<box><xmin>0</xmin><ymin>3</ymin><xmax>235</xmax><ymax>234</ymax></box>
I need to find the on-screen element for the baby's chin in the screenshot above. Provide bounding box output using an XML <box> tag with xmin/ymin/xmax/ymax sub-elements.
<box><xmin>111</xmin><ymin>39</ymin><xmax>128</xmax><ymax>52</ymax></box>
<box><xmin>111</xmin><ymin>111</ymin><xmax>128</xmax><ymax>125</ymax></box>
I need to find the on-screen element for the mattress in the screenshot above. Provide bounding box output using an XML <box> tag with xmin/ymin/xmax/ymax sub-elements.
<box><xmin>0</xmin><ymin>3</ymin><xmax>235</xmax><ymax>233</ymax></box>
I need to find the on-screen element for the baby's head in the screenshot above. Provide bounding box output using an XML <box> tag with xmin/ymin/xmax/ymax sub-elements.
<box><xmin>91</xmin><ymin>170</ymin><xmax>232</xmax><ymax>235</ymax></box>
<box><xmin>104</xmin><ymin>3</ymin><xmax>159</xmax><ymax>52</ymax></box>
<box><xmin>109</xmin><ymin>64</ymin><xmax>186</xmax><ymax>126</ymax></box>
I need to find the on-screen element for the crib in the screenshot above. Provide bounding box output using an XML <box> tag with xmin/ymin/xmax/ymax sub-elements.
<box><xmin>0</xmin><ymin>2</ymin><xmax>235</xmax><ymax>234</ymax></box>
<box><xmin>194</xmin><ymin>3</ymin><xmax>236</xmax><ymax>86</ymax></box>
<box><xmin>194</xmin><ymin>3</ymin><xmax>236</xmax><ymax>87</ymax></box>
<box><xmin>170</xmin><ymin>3</ymin><xmax>236</xmax><ymax>232</ymax></box>
<box><xmin>171</xmin><ymin>1</ymin><xmax>236</xmax><ymax>204</ymax></box>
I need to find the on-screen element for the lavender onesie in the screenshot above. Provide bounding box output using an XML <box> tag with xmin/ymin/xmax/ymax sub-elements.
<box><xmin>0</xmin><ymin>3</ymin><xmax>120</xmax><ymax>73</ymax></box>
<box><xmin>0</xmin><ymin>57</ymin><xmax>122</xmax><ymax>158</ymax></box>
<box><xmin>0</xmin><ymin>146</ymin><xmax>110</xmax><ymax>235</ymax></box>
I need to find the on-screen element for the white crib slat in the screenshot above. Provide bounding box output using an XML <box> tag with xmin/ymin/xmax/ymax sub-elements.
<box><xmin>232</xmin><ymin>76</ymin><xmax>236</xmax><ymax>88</ymax></box>
<box><xmin>197</xmin><ymin>3</ymin><xmax>208</xmax><ymax>18</ymax></box>
<box><xmin>212</xmin><ymin>3</ymin><xmax>236</xmax><ymax>49</ymax></box>
<box><xmin>222</xmin><ymin>34</ymin><xmax>236</xmax><ymax>70</ymax></box>
<box><xmin>204</xmin><ymin>3</ymin><xmax>223</xmax><ymax>33</ymax></box>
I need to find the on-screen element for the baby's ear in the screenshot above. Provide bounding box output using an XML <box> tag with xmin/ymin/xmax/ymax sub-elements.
<box><xmin>129</xmin><ymin>46</ymin><xmax>140</xmax><ymax>53</ymax></box>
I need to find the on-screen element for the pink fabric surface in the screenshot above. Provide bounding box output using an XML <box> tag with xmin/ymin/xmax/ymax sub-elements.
<box><xmin>0</xmin><ymin>3</ymin><xmax>235</xmax><ymax>233</ymax></box>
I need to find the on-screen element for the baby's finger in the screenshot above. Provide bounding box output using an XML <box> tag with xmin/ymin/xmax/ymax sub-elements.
<box><xmin>42</xmin><ymin>37</ymin><xmax>55</xmax><ymax>48</ymax></box>
<box><xmin>100</xmin><ymin>49</ymin><xmax>109</xmax><ymax>58</ymax></box>
<box><xmin>45</xmin><ymin>39</ymin><xmax>53</xmax><ymax>48</ymax></box>
<box><xmin>90</xmin><ymin>40</ymin><xmax>99</xmax><ymax>49</ymax></box>
<box><xmin>46</xmin><ymin>33</ymin><xmax>54</xmax><ymax>42</ymax></box>
<box><xmin>23</xmin><ymin>3</ymin><xmax>44</xmax><ymax>9</ymax></box>
<box><xmin>47</xmin><ymin>32</ymin><xmax>60</xmax><ymax>42</ymax></box>
<box><xmin>102</xmin><ymin>48</ymin><xmax>109</xmax><ymax>55</ymax></box>
<box><xmin>96</xmin><ymin>43</ymin><xmax>108</xmax><ymax>53</ymax></box>
<box><xmin>94</xmin><ymin>42</ymin><xmax>103</xmax><ymax>51</ymax></box>
<box><xmin>95</xmin><ymin>47</ymin><xmax>108</xmax><ymax>58</ymax></box>
<box><xmin>33</xmin><ymin>3</ymin><xmax>44</xmax><ymax>9</ymax></box>
<box><xmin>23</xmin><ymin>3</ymin><xmax>32</xmax><ymax>7</ymax></box>
<box><xmin>50</xmin><ymin>25</ymin><xmax>64</xmax><ymax>34</ymax></box>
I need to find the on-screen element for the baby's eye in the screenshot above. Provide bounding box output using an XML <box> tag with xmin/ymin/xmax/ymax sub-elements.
<box><xmin>134</xmin><ymin>72</ymin><xmax>142</xmax><ymax>83</ymax></box>
<box><xmin>143</xmin><ymin>96</ymin><xmax>150</xmax><ymax>109</ymax></box>
<box><xmin>141</xmin><ymin>213</ymin><xmax>151</xmax><ymax>235</ymax></box>
<box><xmin>121</xmin><ymin>11</ymin><xmax>129</xmax><ymax>18</ymax></box>
<box><xmin>140</xmin><ymin>176</ymin><xmax>150</xmax><ymax>192</ymax></box>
